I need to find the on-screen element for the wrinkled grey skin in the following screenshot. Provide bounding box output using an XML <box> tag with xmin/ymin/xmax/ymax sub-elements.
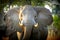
<box><xmin>30</xmin><ymin>6</ymin><xmax>53</xmax><ymax>40</ymax></box>
<box><xmin>19</xmin><ymin>5</ymin><xmax>38</xmax><ymax>40</ymax></box>
<box><xmin>34</xmin><ymin>6</ymin><xmax>53</xmax><ymax>25</ymax></box>
<box><xmin>5</xmin><ymin>7</ymin><xmax>22</xmax><ymax>36</ymax></box>
<box><xmin>0</xmin><ymin>11</ymin><xmax>6</xmax><ymax>40</ymax></box>
<box><xmin>20</xmin><ymin>5</ymin><xmax>53</xmax><ymax>40</ymax></box>
<box><xmin>0</xmin><ymin>12</ymin><xmax>6</xmax><ymax>30</ymax></box>
<box><xmin>5</xmin><ymin>5</ymin><xmax>53</xmax><ymax>40</ymax></box>
<box><xmin>5</xmin><ymin>6</ymin><xmax>37</xmax><ymax>40</ymax></box>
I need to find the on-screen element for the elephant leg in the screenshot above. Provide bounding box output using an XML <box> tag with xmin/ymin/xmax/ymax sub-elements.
<box><xmin>40</xmin><ymin>32</ymin><xmax>48</xmax><ymax>40</ymax></box>
<box><xmin>43</xmin><ymin>29</ymin><xmax>48</xmax><ymax>40</ymax></box>
<box><xmin>9</xmin><ymin>31</ymin><xmax>18</xmax><ymax>40</ymax></box>
<box><xmin>30</xmin><ymin>27</ymin><xmax>40</xmax><ymax>40</ymax></box>
<box><xmin>40</xmin><ymin>29</ymin><xmax>48</xmax><ymax>40</ymax></box>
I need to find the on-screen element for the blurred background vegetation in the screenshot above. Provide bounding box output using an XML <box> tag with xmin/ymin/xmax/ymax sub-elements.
<box><xmin>0</xmin><ymin>0</ymin><xmax>60</xmax><ymax>40</ymax></box>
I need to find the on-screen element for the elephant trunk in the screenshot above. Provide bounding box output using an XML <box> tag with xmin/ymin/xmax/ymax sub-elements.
<box><xmin>19</xmin><ymin>19</ymin><xmax>38</xmax><ymax>40</ymax></box>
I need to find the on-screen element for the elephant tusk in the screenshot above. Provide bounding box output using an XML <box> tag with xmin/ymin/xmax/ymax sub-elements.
<box><xmin>34</xmin><ymin>23</ymin><xmax>38</xmax><ymax>28</ymax></box>
<box><xmin>17</xmin><ymin>32</ymin><xmax>22</xmax><ymax>40</ymax></box>
<box><xmin>19</xmin><ymin>22</ymin><xmax>23</xmax><ymax>27</ymax></box>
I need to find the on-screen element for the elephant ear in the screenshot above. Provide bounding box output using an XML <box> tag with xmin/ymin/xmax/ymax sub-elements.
<box><xmin>34</xmin><ymin>6</ymin><xmax>53</xmax><ymax>26</ymax></box>
<box><xmin>5</xmin><ymin>7</ymin><xmax>22</xmax><ymax>36</ymax></box>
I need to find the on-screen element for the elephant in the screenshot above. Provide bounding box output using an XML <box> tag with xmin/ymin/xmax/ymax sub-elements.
<box><xmin>19</xmin><ymin>5</ymin><xmax>53</xmax><ymax>40</ymax></box>
<box><xmin>5</xmin><ymin>6</ymin><xmax>38</xmax><ymax>40</ymax></box>
<box><xmin>30</xmin><ymin>6</ymin><xmax>53</xmax><ymax>40</ymax></box>
<box><xmin>4</xmin><ymin>7</ymin><xmax>22</xmax><ymax>40</ymax></box>
<box><xmin>0</xmin><ymin>11</ymin><xmax>7</xmax><ymax>40</ymax></box>
<box><xmin>4</xmin><ymin>5</ymin><xmax>53</xmax><ymax>40</ymax></box>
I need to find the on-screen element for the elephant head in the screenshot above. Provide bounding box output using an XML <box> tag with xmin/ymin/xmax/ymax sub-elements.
<box><xmin>19</xmin><ymin>5</ymin><xmax>38</xmax><ymax>40</ymax></box>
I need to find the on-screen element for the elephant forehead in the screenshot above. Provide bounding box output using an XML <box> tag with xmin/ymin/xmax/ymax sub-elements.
<box><xmin>10</xmin><ymin>13</ymin><xmax>19</xmax><ymax>21</ymax></box>
<box><xmin>23</xmin><ymin>16</ymin><xmax>34</xmax><ymax>22</ymax></box>
<box><xmin>20</xmin><ymin>6</ymin><xmax>37</xmax><ymax>16</ymax></box>
<box><xmin>22</xmin><ymin>9</ymin><xmax>36</xmax><ymax>16</ymax></box>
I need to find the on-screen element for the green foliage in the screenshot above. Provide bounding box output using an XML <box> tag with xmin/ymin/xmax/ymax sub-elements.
<box><xmin>53</xmin><ymin>14</ymin><xmax>59</xmax><ymax>21</ymax></box>
<box><xmin>0</xmin><ymin>0</ymin><xmax>9</xmax><ymax>12</ymax></box>
<box><xmin>53</xmin><ymin>14</ymin><xmax>60</xmax><ymax>30</ymax></box>
<box><xmin>31</xmin><ymin>0</ymin><xmax>45</xmax><ymax>6</ymax></box>
<box><xmin>0</xmin><ymin>0</ymin><xmax>50</xmax><ymax>12</ymax></box>
<box><xmin>11</xmin><ymin>0</ymin><xmax>45</xmax><ymax>6</ymax></box>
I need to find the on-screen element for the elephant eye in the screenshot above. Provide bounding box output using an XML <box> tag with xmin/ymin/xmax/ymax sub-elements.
<box><xmin>35</xmin><ymin>16</ymin><xmax>37</xmax><ymax>18</ymax></box>
<box><xmin>34</xmin><ymin>16</ymin><xmax>37</xmax><ymax>20</ymax></box>
<box><xmin>35</xmin><ymin>16</ymin><xmax>36</xmax><ymax>17</ymax></box>
<box><xmin>34</xmin><ymin>16</ymin><xmax>37</xmax><ymax>23</ymax></box>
